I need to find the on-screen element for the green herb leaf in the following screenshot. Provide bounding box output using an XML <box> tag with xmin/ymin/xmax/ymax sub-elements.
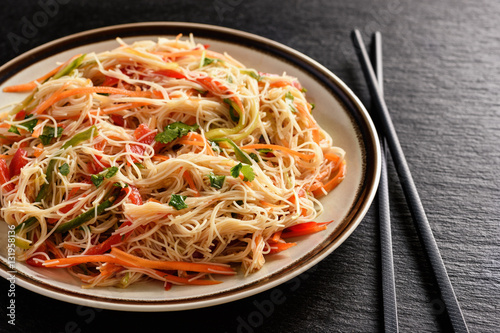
<box><xmin>202</xmin><ymin>57</ymin><xmax>217</xmax><ymax>66</ymax></box>
<box><xmin>91</xmin><ymin>166</ymin><xmax>118</xmax><ymax>187</ymax></box>
<box><xmin>230</xmin><ymin>163</ymin><xmax>242</xmax><ymax>178</ymax></box>
<box><xmin>230</xmin><ymin>162</ymin><xmax>255</xmax><ymax>182</ymax></box>
<box><xmin>240</xmin><ymin>164</ymin><xmax>255</xmax><ymax>182</ymax></box>
<box><xmin>8</xmin><ymin>126</ymin><xmax>20</xmax><ymax>135</ymax></box>
<box><xmin>58</xmin><ymin>163</ymin><xmax>70</xmax><ymax>176</ymax></box>
<box><xmin>169</xmin><ymin>194</ymin><xmax>188</xmax><ymax>210</ymax></box>
<box><xmin>257</xmin><ymin>148</ymin><xmax>273</xmax><ymax>154</ymax></box>
<box><xmin>20</xmin><ymin>118</ymin><xmax>38</xmax><ymax>133</ymax></box>
<box><xmin>208</xmin><ymin>172</ymin><xmax>225</xmax><ymax>189</ymax></box>
<box><xmin>134</xmin><ymin>163</ymin><xmax>145</xmax><ymax>169</ymax></box>
<box><xmin>208</xmin><ymin>140</ymin><xmax>221</xmax><ymax>153</ymax></box>
<box><xmin>154</xmin><ymin>121</ymin><xmax>199</xmax><ymax>144</ymax></box>
<box><xmin>39</xmin><ymin>126</ymin><xmax>63</xmax><ymax>145</ymax></box>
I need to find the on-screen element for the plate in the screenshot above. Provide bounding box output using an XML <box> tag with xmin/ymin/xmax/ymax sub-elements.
<box><xmin>0</xmin><ymin>22</ymin><xmax>380</xmax><ymax>311</ymax></box>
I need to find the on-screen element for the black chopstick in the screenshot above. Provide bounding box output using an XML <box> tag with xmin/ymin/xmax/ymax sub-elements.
<box><xmin>371</xmin><ymin>32</ymin><xmax>399</xmax><ymax>333</ymax></box>
<box><xmin>351</xmin><ymin>29</ymin><xmax>469</xmax><ymax>333</ymax></box>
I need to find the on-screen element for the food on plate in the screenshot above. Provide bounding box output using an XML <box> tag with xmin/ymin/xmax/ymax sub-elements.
<box><xmin>0</xmin><ymin>35</ymin><xmax>346</xmax><ymax>290</ymax></box>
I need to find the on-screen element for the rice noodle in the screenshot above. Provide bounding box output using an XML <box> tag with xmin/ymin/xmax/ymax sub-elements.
<box><xmin>0</xmin><ymin>35</ymin><xmax>346</xmax><ymax>289</ymax></box>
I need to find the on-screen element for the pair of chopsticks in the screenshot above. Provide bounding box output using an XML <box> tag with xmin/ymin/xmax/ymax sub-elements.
<box><xmin>351</xmin><ymin>30</ymin><xmax>469</xmax><ymax>333</ymax></box>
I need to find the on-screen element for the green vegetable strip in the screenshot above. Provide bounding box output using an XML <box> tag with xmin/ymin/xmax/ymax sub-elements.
<box><xmin>54</xmin><ymin>186</ymin><xmax>121</xmax><ymax>233</ymax></box>
<box><xmin>35</xmin><ymin>126</ymin><xmax>98</xmax><ymax>203</ymax></box>
<box><xmin>14</xmin><ymin>216</ymin><xmax>38</xmax><ymax>233</ymax></box>
<box><xmin>211</xmin><ymin>138</ymin><xmax>252</xmax><ymax>165</ymax></box>
<box><xmin>52</xmin><ymin>54</ymin><xmax>86</xmax><ymax>80</ymax></box>
<box><xmin>61</xmin><ymin>125</ymin><xmax>98</xmax><ymax>149</ymax></box>
<box><xmin>205</xmin><ymin>98</ymin><xmax>245</xmax><ymax>139</ymax></box>
<box><xmin>9</xmin><ymin>54</ymin><xmax>86</xmax><ymax>117</ymax></box>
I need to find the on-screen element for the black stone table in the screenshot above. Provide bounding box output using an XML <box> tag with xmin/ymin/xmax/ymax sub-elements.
<box><xmin>0</xmin><ymin>1</ymin><xmax>498</xmax><ymax>332</ymax></box>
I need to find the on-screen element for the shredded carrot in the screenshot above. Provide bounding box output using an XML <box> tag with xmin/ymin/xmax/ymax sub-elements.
<box><xmin>110</xmin><ymin>248</ymin><xmax>235</xmax><ymax>275</ymax></box>
<box><xmin>312</xmin><ymin>160</ymin><xmax>346</xmax><ymax>197</ymax></box>
<box><xmin>31</xmin><ymin>121</ymin><xmax>42</xmax><ymax>138</ymax></box>
<box><xmin>268</xmin><ymin>81</ymin><xmax>291</xmax><ymax>89</ymax></box>
<box><xmin>270</xmin><ymin>230</ymin><xmax>282</xmax><ymax>243</ymax></box>
<box><xmin>281</xmin><ymin>221</ymin><xmax>333</xmax><ymax>239</ymax></box>
<box><xmin>183</xmin><ymin>170</ymin><xmax>200</xmax><ymax>197</ymax></box>
<box><xmin>152</xmin><ymin>154</ymin><xmax>170</xmax><ymax>161</ymax></box>
<box><xmin>62</xmin><ymin>243</ymin><xmax>81</xmax><ymax>252</ymax></box>
<box><xmin>2</xmin><ymin>54</ymin><xmax>81</xmax><ymax>93</ymax></box>
<box><xmin>267</xmin><ymin>241</ymin><xmax>296</xmax><ymax>254</ymax></box>
<box><xmin>99</xmin><ymin>102</ymin><xmax>152</xmax><ymax>115</ymax></box>
<box><xmin>45</xmin><ymin>239</ymin><xmax>65</xmax><ymax>259</ymax></box>
<box><xmin>295</xmin><ymin>103</ymin><xmax>321</xmax><ymax>144</ymax></box>
<box><xmin>33</xmin><ymin>86</ymin><xmax>161</xmax><ymax>115</ymax></box>
<box><xmin>0</xmin><ymin>154</ymin><xmax>13</xmax><ymax>160</ymax></box>
<box><xmin>324</xmin><ymin>153</ymin><xmax>341</xmax><ymax>164</ymax></box>
<box><xmin>177</xmin><ymin>138</ymin><xmax>205</xmax><ymax>147</ymax></box>
<box><xmin>242</xmin><ymin>144</ymin><xmax>315</xmax><ymax>161</ymax></box>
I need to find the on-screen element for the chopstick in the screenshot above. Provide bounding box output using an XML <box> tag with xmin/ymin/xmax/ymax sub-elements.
<box><xmin>370</xmin><ymin>32</ymin><xmax>399</xmax><ymax>333</ymax></box>
<box><xmin>351</xmin><ymin>29</ymin><xmax>469</xmax><ymax>333</ymax></box>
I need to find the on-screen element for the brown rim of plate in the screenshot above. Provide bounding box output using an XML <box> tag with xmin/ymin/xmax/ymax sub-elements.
<box><xmin>0</xmin><ymin>22</ymin><xmax>380</xmax><ymax>311</ymax></box>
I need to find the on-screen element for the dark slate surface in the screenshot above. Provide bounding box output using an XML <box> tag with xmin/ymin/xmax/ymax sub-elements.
<box><xmin>0</xmin><ymin>0</ymin><xmax>498</xmax><ymax>332</ymax></box>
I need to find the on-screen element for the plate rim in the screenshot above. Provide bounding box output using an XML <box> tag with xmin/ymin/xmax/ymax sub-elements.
<box><xmin>0</xmin><ymin>22</ymin><xmax>381</xmax><ymax>312</ymax></box>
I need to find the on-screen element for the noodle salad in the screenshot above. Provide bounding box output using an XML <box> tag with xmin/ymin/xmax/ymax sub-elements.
<box><xmin>0</xmin><ymin>35</ymin><xmax>346</xmax><ymax>290</ymax></box>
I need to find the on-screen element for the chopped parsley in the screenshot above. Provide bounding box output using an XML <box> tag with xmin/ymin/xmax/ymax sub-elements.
<box><xmin>39</xmin><ymin>126</ymin><xmax>63</xmax><ymax>145</ymax></box>
<box><xmin>91</xmin><ymin>166</ymin><xmax>119</xmax><ymax>187</ymax></box>
<box><xmin>20</xmin><ymin>118</ymin><xmax>38</xmax><ymax>133</ymax></box>
<box><xmin>154</xmin><ymin>121</ymin><xmax>199</xmax><ymax>144</ymax></box>
<box><xmin>169</xmin><ymin>194</ymin><xmax>188</xmax><ymax>210</ymax></box>
<box><xmin>230</xmin><ymin>162</ymin><xmax>255</xmax><ymax>182</ymax></box>
<box><xmin>8</xmin><ymin>126</ymin><xmax>20</xmax><ymax>135</ymax></box>
<box><xmin>202</xmin><ymin>57</ymin><xmax>218</xmax><ymax>66</ymax></box>
<box><xmin>58</xmin><ymin>163</ymin><xmax>70</xmax><ymax>176</ymax></box>
<box><xmin>208</xmin><ymin>172</ymin><xmax>226</xmax><ymax>189</ymax></box>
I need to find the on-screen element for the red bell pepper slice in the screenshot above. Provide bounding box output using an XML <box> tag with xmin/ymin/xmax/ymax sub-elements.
<box><xmin>9</xmin><ymin>148</ymin><xmax>28</xmax><ymax>178</ymax></box>
<box><xmin>0</xmin><ymin>158</ymin><xmax>14</xmax><ymax>192</ymax></box>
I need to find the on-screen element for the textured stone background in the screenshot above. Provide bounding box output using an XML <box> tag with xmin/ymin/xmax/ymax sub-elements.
<box><xmin>0</xmin><ymin>0</ymin><xmax>498</xmax><ymax>332</ymax></box>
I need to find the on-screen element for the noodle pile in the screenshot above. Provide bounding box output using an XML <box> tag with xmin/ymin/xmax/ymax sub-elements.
<box><xmin>0</xmin><ymin>35</ymin><xmax>346</xmax><ymax>289</ymax></box>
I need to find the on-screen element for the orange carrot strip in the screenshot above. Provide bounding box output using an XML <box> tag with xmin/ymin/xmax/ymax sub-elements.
<box><xmin>152</xmin><ymin>154</ymin><xmax>170</xmax><ymax>161</ymax></box>
<box><xmin>100</xmin><ymin>102</ymin><xmax>152</xmax><ymax>114</ymax></box>
<box><xmin>62</xmin><ymin>243</ymin><xmax>81</xmax><ymax>252</ymax></box>
<box><xmin>177</xmin><ymin>138</ymin><xmax>205</xmax><ymax>147</ymax></box>
<box><xmin>2</xmin><ymin>55</ymin><xmax>77</xmax><ymax>93</ymax></box>
<box><xmin>281</xmin><ymin>221</ymin><xmax>332</xmax><ymax>239</ymax></box>
<box><xmin>324</xmin><ymin>153</ymin><xmax>341</xmax><ymax>164</ymax></box>
<box><xmin>268</xmin><ymin>81</ymin><xmax>291</xmax><ymax>88</ymax></box>
<box><xmin>0</xmin><ymin>154</ymin><xmax>13</xmax><ymax>160</ymax></box>
<box><xmin>242</xmin><ymin>144</ymin><xmax>315</xmax><ymax>161</ymax></box>
<box><xmin>312</xmin><ymin>160</ymin><xmax>346</xmax><ymax>197</ymax></box>
<box><xmin>33</xmin><ymin>86</ymin><xmax>159</xmax><ymax>115</ymax></box>
<box><xmin>267</xmin><ymin>241</ymin><xmax>296</xmax><ymax>254</ymax></box>
<box><xmin>147</xmin><ymin>269</ymin><xmax>222</xmax><ymax>286</ymax></box>
<box><xmin>110</xmin><ymin>248</ymin><xmax>235</xmax><ymax>275</ymax></box>
<box><xmin>183</xmin><ymin>170</ymin><xmax>200</xmax><ymax>197</ymax></box>
<box><xmin>295</xmin><ymin>103</ymin><xmax>321</xmax><ymax>144</ymax></box>
<box><xmin>270</xmin><ymin>230</ymin><xmax>282</xmax><ymax>243</ymax></box>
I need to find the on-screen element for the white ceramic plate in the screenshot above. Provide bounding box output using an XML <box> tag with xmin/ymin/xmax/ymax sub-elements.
<box><xmin>0</xmin><ymin>22</ymin><xmax>380</xmax><ymax>311</ymax></box>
